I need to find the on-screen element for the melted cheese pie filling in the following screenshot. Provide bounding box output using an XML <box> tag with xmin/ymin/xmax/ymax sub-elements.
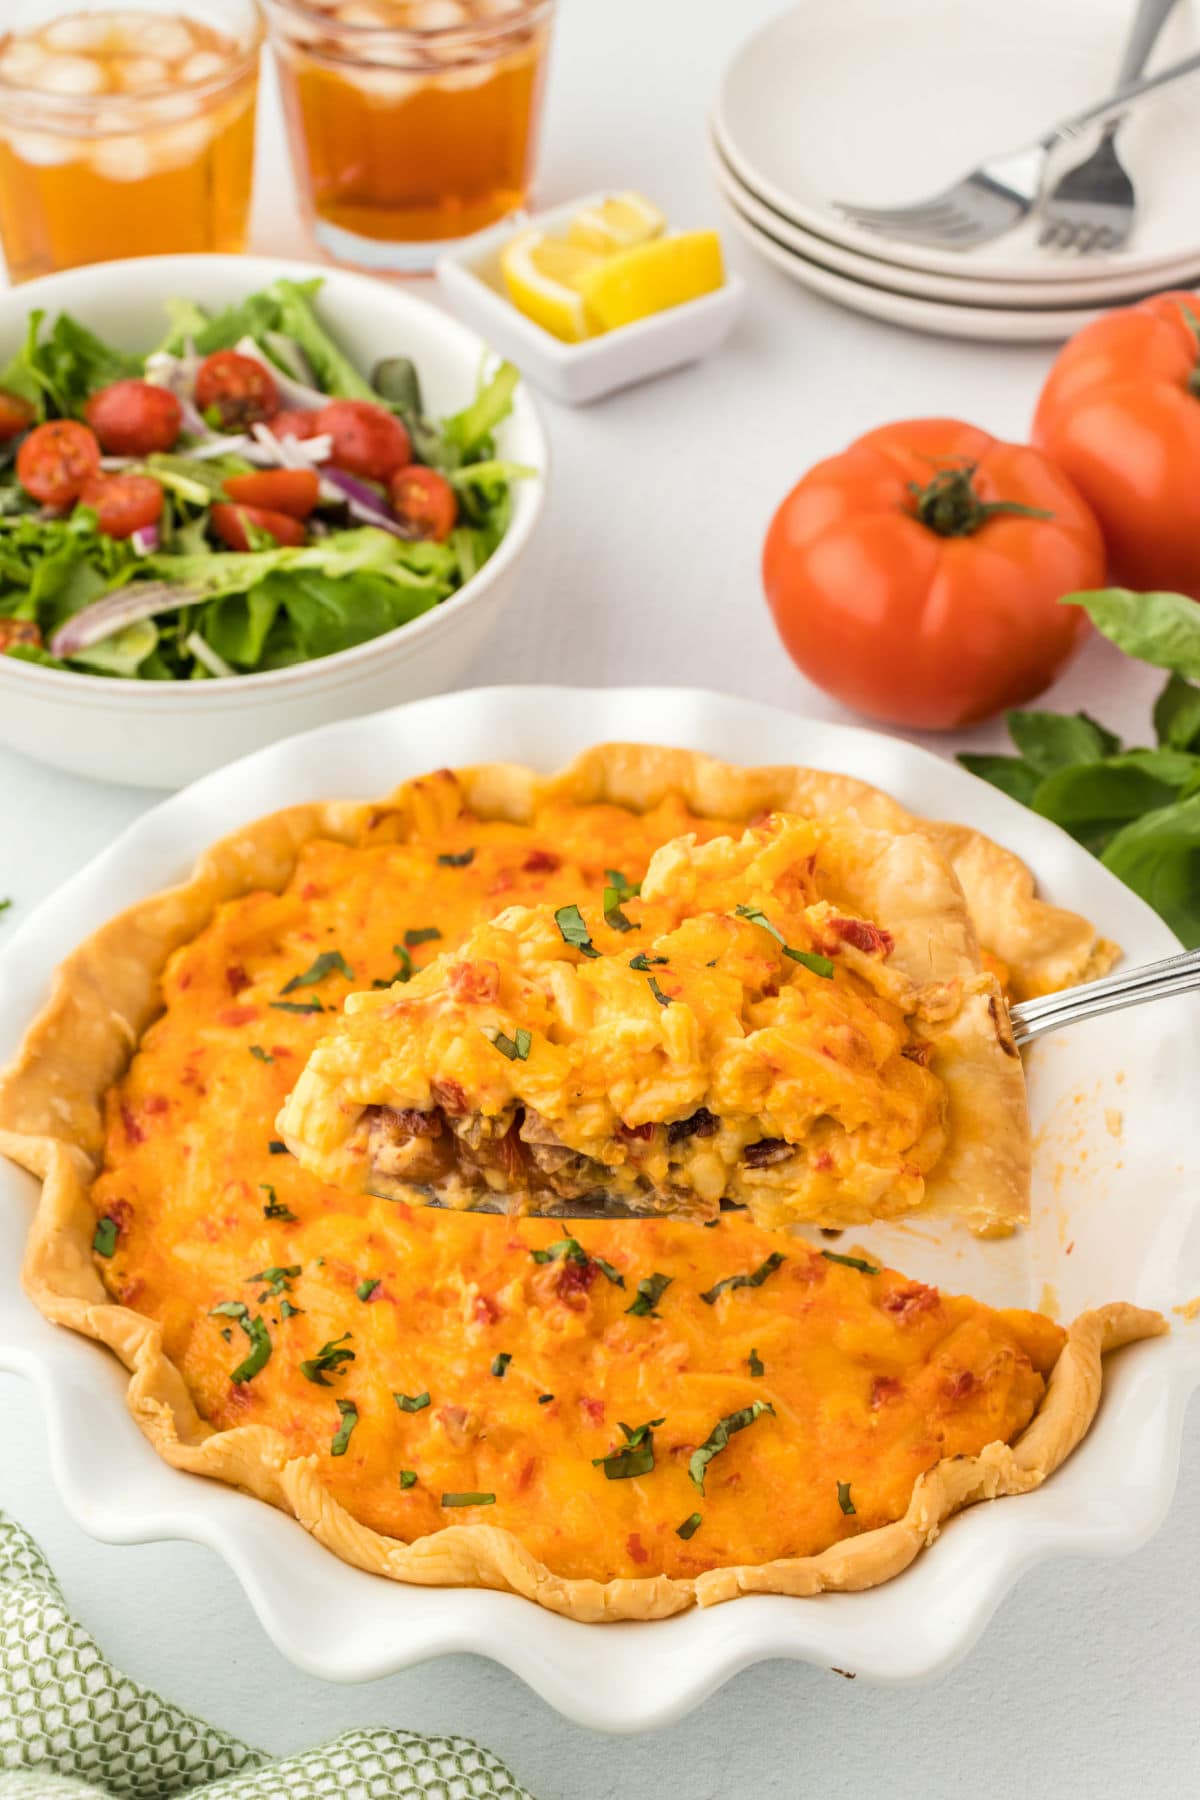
<box><xmin>279</xmin><ymin>816</ymin><xmax>1029</xmax><ymax>1234</ymax></box>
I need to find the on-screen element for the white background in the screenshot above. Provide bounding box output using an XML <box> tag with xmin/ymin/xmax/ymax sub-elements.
<box><xmin>1</xmin><ymin>2</ymin><xmax>1197</xmax><ymax>1794</ymax></box>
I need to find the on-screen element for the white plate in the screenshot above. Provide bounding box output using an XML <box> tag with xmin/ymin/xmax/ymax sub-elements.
<box><xmin>1</xmin><ymin>685</ymin><xmax>1197</xmax><ymax>1730</ymax></box>
<box><xmin>710</xmin><ymin>131</ymin><xmax>1200</xmax><ymax>307</ymax></box>
<box><xmin>714</xmin><ymin>0</ymin><xmax>1200</xmax><ymax>284</ymax></box>
<box><xmin>720</xmin><ymin>193</ymin><xmax>1112</xmax><ymax>343</ymax></box>
<box><xmin>436</xmin><ymin>194</ymin><xmax>746</xmax><ymax>406</ymax></box>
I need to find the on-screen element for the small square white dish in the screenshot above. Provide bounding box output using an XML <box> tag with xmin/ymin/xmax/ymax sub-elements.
<box><xmin>436</xmin><ymin>194</ymin><xmax>746</xmax><ymax>404</ymax></box>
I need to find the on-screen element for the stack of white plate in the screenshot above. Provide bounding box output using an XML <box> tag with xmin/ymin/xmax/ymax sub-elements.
<box><xmin>711</xmin><ymin>0</ymin><xmax>1200</xmax><ymax>342</ymax></box>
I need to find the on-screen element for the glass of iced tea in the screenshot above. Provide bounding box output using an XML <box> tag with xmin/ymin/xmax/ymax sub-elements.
<box><xmin>264</xmin><ymin>0</ymin><xmax>554</xmax><ymax>274</ymax></box>
<box><xmin>0</xmin><ymin>2</ymin><xmax>262</xmax><ymax>284</ymax></box>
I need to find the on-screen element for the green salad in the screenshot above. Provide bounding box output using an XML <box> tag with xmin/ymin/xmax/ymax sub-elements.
<box><xmin>0</xmin><ymin>277</ymin><xmax>530</xmax><ymax>680</ymax></box>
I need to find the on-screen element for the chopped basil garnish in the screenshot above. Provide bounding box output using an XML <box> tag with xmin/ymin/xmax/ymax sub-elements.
<box><xmin>688</xmin><ymin>1401</ymin><xmax>775</xmax><ymax>1495</ymax></box>
<box><xmin>441</xmin><ymin>1491</ymin><xmax>494</xmax><ymax>1506</ymax></box>
<box><xmin>605</xmin><ymin>868</ymin><xmax>641</xmax><ymax>904</ymax></box>
<box><xmin>626</xmin><ymin>1272</ymin><xmax>672</xmax><ymax>1317</ymax></box>
<box><xmin>374</xmin><ymin>943</ymin><xmax>413</xmax><ymax>988</ymax></box>
<box><xmin>260</xmin><ymin>1183</ymin><xmax>297</xmax><ymax>1221</ymax></box>
<box><xmin>821</xmin><ymin>1250</ymin><xmax>880</xmax><ymax>1275</ymax></box>
<box><xmin>490</xmin><ymin>1026</ymin><xmax>531</xmax><ymax>1061</ymax></box>
<box><xmin>330</xmin><ymin>1398</ymin><xmax>359</xmax><ymax>1457</ymax></box>
<box><xmin>592</xmin><ymin>1417</ymin><xmax>665</xmax><ymax>1482</ymax></box>
<box><xmin>647</xmin><ymin>976</ymin><xmax>671</xmax><ymax>1007</ymax></box>
<box><xmin>249</xmin><ymin>1045</ymin><xmax>273</xmax><ymax>1063</ymax></box>
<box><xmin>438</xmin><ymin>849</ymin><xmax>476</xmax><ymax>868</ymax></box>
<box><xmin>629</xmin><ymin>952</ymin><xmax>667</xmax><ymax>971</ymax></box>
<box><xmin>300</xmin><ymin>1332</ymin><xmax>355</xmax><ymax>1386</ymax></box>
<box><xmin>268</xmin><ymin>1139</ymin><xmax>287</xmax><ymax>1154</ymax></box>
<box><xmin>279</xmin><ymin>1299</ymin><xmax>301</xmax><ymax>1320</ymax></box>
<box><xmin>491</xmin><ymin>1352</ymin><xmax>512</xmax><ymax>1377</ymax></box>
<box><xmin>592</xmin><ymin>1257</ymin><xmax>625</xmax><ymax>1288</ymax></box>
<box><xmin>280</xmin><ymin>949</ymin><xmax>354</xmax><ymax>994</ymax></box>
<box><xmin>531</xmin><ymin>1237</ymin><xmax>587</xmax><ymax>1266</ymax></box>
<box><xmin>538</xmin><ymin>1393</ymin><xmax>554</xmax><ymax>1405</ymax></box>
<box><xmin>404</xmin><ymin>927</ymin><xmax>442</xmax><ymax>947</ymax></box>
<box><xmin>269</xmin><ymin>998</ymin><xmax>325</xmax><ymax>1015</ymax></box>
<box><xmin>393</xmin><ymin>1390</ymin><xmax>430</xmax><ymax>1413</ymax></box>
<box><xmin>733</xmin><ymin>903</ymin><xmax>835</xmax><ymax>978</ymax></box>
<box><xmin>210</xmin><ymin>1301</ymin><xmax>272</xmax><ymax>1385</ymax></box>
<box><xmin>356</xmin><ymin>1278</ymin><xmax>380</xmax><ymax>1302</ymax></box>
<box><xmin>749</xmin><ymin>1347</ymin><xmax>765</xmax><ymax>1378</ymax></box>
<box><xmin>676</xmin><ymin>1512</ymin><xmax>702</xmax><ymax>1540</ymax></box>
<box><xmin>248</xmin><ymin>1264</ymin><xmax>300</xmax><ymax>1300</ymax></box>
<box><xmin>220</xmin><ymin>1327</ymin><xmax>232</xmax><ymax>1343</ymax></box>
<box><xmin>92</xmin><ymin>1217</ymin><xmax>118</xmax><ymax>1258</ymax></box>
<box><xmin>700</xmin><ymin>1252</ymin><xmax>786</xmax><ymax>1306</ymax></box>
<box><xmin>399</xmin><ymin>1469</ymin><xmax>418</xmax><ymax>1489</ymax></box>
<box><xmin>837</xmin><ymin>1481</ymin><xmax>856</xmax><ymax>1516</ymax></box>
<box><xmin>554</xmin><ymin>902</ymin><xmax>600</xmax><ymax>958</ymax></box>
<box><xmin>603</xmin><ymin>871</ymin><xmax>641</xmax><ymax>933</ymax></box>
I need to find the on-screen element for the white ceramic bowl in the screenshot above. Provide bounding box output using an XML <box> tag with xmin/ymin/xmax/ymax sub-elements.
<box><xmin>1</xmin><ymin>685</ymin><xmax>1196</xmax><ymax>1731</ymax></box>
<box><xmin>436</xmin><ymin>194</ymin><xmax>746</xmax><ymax>405</ymax></box>
<box><xmin>0</xmin><ymin>255</ymin><xmax>548</xmax><ymax>789</ymax></box>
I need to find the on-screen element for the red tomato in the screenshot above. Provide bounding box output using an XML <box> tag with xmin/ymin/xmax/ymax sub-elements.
<box><xmin>1033</xmin><ymin>291</ymin><xmax>1200</xmax><ymax>596</ymax></box>
<box><xmin>274</xmin><ymin>409</ymin><xmax>322</xmax><ymax>442</ymax></box>
<box><xmin>84</xmin><ymin>379</ymin><xmax>182</xmax><ymax>456</ymax></box>
<box><xmin>314</xmin><ymin>399</ymin><xmax>411</xmax><ymax>481</ymax></box>
<box><xmin>388</xmin><ymin>464</ymin><xmax>458</xmax><ymax>541</ymax></box>
<box><xmin>222</xmin><ymin>469</ymin><xmax>320</xmax><ymax>519</ymax></box>
<box><xmin>195</xmin><ymin>350</ymin><xmax>280</xmax><ymax>430</ymax></box>
<box><xmin>761</xmin><ymin>418</ymin><xmax>1106</xmax><ymax>731</ymax></box>
<box><xmin>211</xmin><ymin>502</ymin><xmax>307</xmax><ymax>551</ymax></box>
<box><xmin>0</xmin><ymin>390</ymin><xmax>34</xmax><ymax>442</ymax></box>
<box><xmin>17</xmin><ymin>420</ymin><xmax>101</xmax><ymax>507</ymax></box>
<box><xmin>79</xmin><ymin>473</ymin><xmax>164</xmax><ymax>539</ymax></box>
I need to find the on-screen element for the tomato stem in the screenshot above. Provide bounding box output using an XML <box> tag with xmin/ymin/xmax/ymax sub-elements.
<box><xmin>907</xmin><ymin>461</ymin><xmax>1052</xmax><ymax>537</ymax></box>
<box><xmin>1181</xmin><ymin>305</ymin><xmax>1200</xmax><ymax>397</ymax></box>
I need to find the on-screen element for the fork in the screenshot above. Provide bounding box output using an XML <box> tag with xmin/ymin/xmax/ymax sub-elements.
<box><xmin>835</xmin><ymin>44</ymin><xmax>1200</xmax><ymax>252</ymax></box>
<box><xmin>380</xmin><ymin>947</ymin><xmax>1200</xmax><ymax>1219</ymax></box>
<box><xmin>1039</xmin><ymin>0</ymin><xmax>1182</xmax><ymax>253</ymax></box>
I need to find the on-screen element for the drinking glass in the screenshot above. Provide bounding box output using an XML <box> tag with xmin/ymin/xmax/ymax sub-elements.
<box><xmin>264</xmin><ymin>0</ymin><xmax>554</xmax><ymax>274</ymax></box>
<box><xmin>0</xmin><ymin>1</ymin><xmax>263</xmax><ymax>284</ymax></box>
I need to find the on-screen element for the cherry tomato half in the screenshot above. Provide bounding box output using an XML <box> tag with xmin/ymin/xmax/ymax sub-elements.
<box><xmin>17</xmin><ymin>420</ymin><xmax>101</xmax><ymax>508</ymax></box>
<box><xmin>314</xmin><ymin>399</ymin><xmax>411</xmax><ymax>482</ymax></box>
<box><xmin>274</xmin><ymin>409</ymin><xmax>322</xmax><ymax>443</ymax></box>
<box><xmin>211</xmin><ymin>502</ymin><xmax>307</xmax><ymax>551</ymax></box>
<box><xmin>79</xmin><ymin>472</ymin><xmax>164</xmax><ymax>540</ymax></box>
<box><xmin>762</xmin><ymin>418</ymin><xmax>1105</xmax><ymax>731</ymax></box>
<box><xmin>195</xmin><ymin>350</ymin><xmax>280</xmax><ymax>430</ymax></box>
<box><xmin>84</xmin><ymin>379</ymin><xmax>182</xmax><ymax>457</ymax></box>
<box><xmin>0</xmin><ymin>389</ymin><xmax>34</xmax><ymax>443</ymax></box>
<box><xmin>388</xmin><ymin>464</ymin><xmax>458</xmax><ymax>541</ymax></box>
<box><xmin>222</xmin><ymin>469</ymin><xmax>320</xmax><ymax>519</ymax></box>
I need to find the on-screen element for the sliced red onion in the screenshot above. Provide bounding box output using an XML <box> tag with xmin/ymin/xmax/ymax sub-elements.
<box><xmin>234</xmin><ymin>336</ymin><xmax>328</xmax><ymax>413</ymax></box>
<box><xmin>130</xmin><ymin>524</ymin><xmax>160</xmax><ymax>555</ymax></box>
<box><xmin>50</xmin><ymin>581</ymin><xmax>204</xmax><ymax>658</ymax></box>
<box><xmin>319</xmin><ymin>464</ymin><xmax>420</xmax><ymax>539</ymax></box>
<box><xmin>247</xmin><ymin>423</ymin><xmax>333</xmax><ymax>470</ymax></box>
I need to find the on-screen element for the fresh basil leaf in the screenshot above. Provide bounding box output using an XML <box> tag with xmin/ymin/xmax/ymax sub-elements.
<box><xmin>210</xmin><ymin>1302</ymin><xmax>272</xmax><ymax>1384</ymax></box>
<box><xmin>279</xmin><ymin>1299</ymin><xmax>301</xmax><ymax>1320</ymax></box>
<box><xmin>330</xmin><ymin>1398</ymin><xmax>359</xmax><ymax>1456</ymax></box>
<box><xmin>531</xmin><ymin>1237</ymin><xmax>587</xmax><ymax>1266</ymax></box>
<box><xmin>629</xmin><ymin>952</ymin><xmax>667</xmax><ymax>971</ymax></box>
<box><xmin>491</xmin><ymin>1352</ymin><xmax>512</xmax><ymax>1377</ymax></box>
<box><xmin>1032</xmin><ymin>750</ymin><xmax>1200</xmax><ymax>853</ymax></box>
<box><xmin>591</xmin><ymin>1416</ymin><xmax>665</xmax><ymax>1481</ymax></box>
<box><xmin>399</xmin><ymin>1469</ymin><xmax>418</xmax><ymax>1489</ymax></box>
<box><xmin>733</xmin><ymin>903</ymin><xmax>834</xmax><ymax>978</ymax></box>
<box><xmin>301</xmin><ymin>1333</ymin><xmax>355</xmax><ymax>1386</ymax></box>
<box><xmin>604</xmin><ymin>869</ymin><xmax>641</xmax><ymax>904</ymax></box>
<box><xmin>440</xmin><ymin>1491</ymin><xmax>496</xmax><ymax>1507</ymax></box>
<box><xmin>647</xmin><ymin>975</ymin><xmax>671</xmax><ymax>1007</ymax></box>
<box><xmin>404</xmin><ymin>926</ymin><xmax>441</xmax><ymax>948</ymax></box>
<box><xmin>603</xmin><ymin>890</ymin><xmax>638</xmax><ymax>932</ymax></box>
<box><xmin>1007</xmin><ymin>708</ymin><xmax>1121</xmax><ymax>774</ymax></box>
<box><xmin>248</xmin><ymin>1264</ymin><xmax>300</xmax><ymax>1299</ymax></box>
<box><xmin>700</xmin><ymin>1252</ymin><xmax>785</xmax><ymax>1306</ymax></box>
<box><xmin>280</xmin><ymin>949</ymin><xmax>354</xmax><ymax>993</ymax></box>
<box><xmin>1102</xmin><ymin>790</ymin><xmax>1200</xmax><ymax>947</ymax></box>
<box><xmin>92</xmin><ymin>1217</ymin><xmax>118</xmax><ymax>1258</ymax></box>
<box><xmin>821</xmin><ymin>1250</ymin><xmax>880</xmax><ymax>1275</ymax></box>
<box><xmin>356</xmin><ymin>1278</ymin><xmax>380</xmax><ymax>1302</ymax></box>
<box><xmin>957</xmin><ymin>753</ymin><xmax>1042</xmax><ymax>807</ymax></box>
<box><xmin>373</xmin><ymin>943</ymin><xmax>413</xmax><ymax>989</ymax></box>
<box><xmin>393</xmin><ymin>1390</ymin><xmax>430</xmax><ymax>1412</ymax></box>
<box><xmin>626</xmin><ymin>1272</ymin><xmax>672</xmax><ymax>1317</ymax></box>
<box><xmin>269</xmin><ymin>998</ymin><xmax>325</xmax><ymax>1015</ymax></box>
<box><xmin>688</xmin><ymin>1401</ymin><xmax>775</xmax><ymax>1495</ymax></box>
<box><xmin>259</xmin><ymin>1183</ymin><xmax>298</xmax><ymax>1220</ymax></box>
<box><xmin>837</xmin><ymin>1480</ymin><xmax>856</xmax><ymax>1516</ymax></box>
<box><xmin>1154</xmin><ymin>672</ymin><xmax>1200</xmax><ymax>752</ymax></box>
<box><xmin>1066</xmin><ymin>587</ymin><xmax>1200</xmax><ymax>679</ymax></box>
<box><xmin>592</xmin><ymin>1257</ymin><xmax>625</xmax><ymax>1288</ymax></box>
<box><xmin>676</xmin><ymin>1512</ymin><xmax>702</xmax><ymax>1540</ymax></box>
<box><xmin>555</xmin><ymin>902</ymin><xmax>600</xmax><ymax>958</ymax></box>
<box><xmin>489</xmin><ymin>1026</ymin><xmax>531</xmax><ymax>1061</ymax></box>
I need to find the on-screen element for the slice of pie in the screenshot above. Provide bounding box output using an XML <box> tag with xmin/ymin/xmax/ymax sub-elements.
<box><xmin>278</xmin><ymin>813</ymin><xmax>1030</xmax><ymax>1235</ymax></box>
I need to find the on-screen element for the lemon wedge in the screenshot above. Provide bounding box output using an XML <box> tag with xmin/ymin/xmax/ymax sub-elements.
<box><xmin>577</xmin><ymin>230</ymin><xmax>725</xmax><ymax>332</ymax></box>
<box><xmin>500</xmin><ymin>229</ymin><xmax>602</xmax><ymax>342</ymax></box>
<box><xmin>567</xmin><ymin>191</ymin><xmax>667</xmax><ymax>254</ymax></box>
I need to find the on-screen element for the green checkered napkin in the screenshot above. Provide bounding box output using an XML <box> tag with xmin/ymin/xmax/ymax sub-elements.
<box><xmin>0</xmin><ymin>1512</ymin><xmax>535</xmax><ymax>1800</ymax></box>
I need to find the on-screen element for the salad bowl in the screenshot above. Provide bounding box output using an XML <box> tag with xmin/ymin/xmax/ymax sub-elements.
<box><xmin>0</xmin><ymin>684</ymin><xmax>1197</xmax><ymax>1729</ymax></box>
<box><xmin>0</xmin><ymin>255</ymin><xmax>547</xmax><ymax>790</ymax></box>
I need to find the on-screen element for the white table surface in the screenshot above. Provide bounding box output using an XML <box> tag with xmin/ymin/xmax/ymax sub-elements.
<box><xmin>1</xmin><ymin>2</ymin><xmax>1196</xmax><ymax>1794</ymax></box>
